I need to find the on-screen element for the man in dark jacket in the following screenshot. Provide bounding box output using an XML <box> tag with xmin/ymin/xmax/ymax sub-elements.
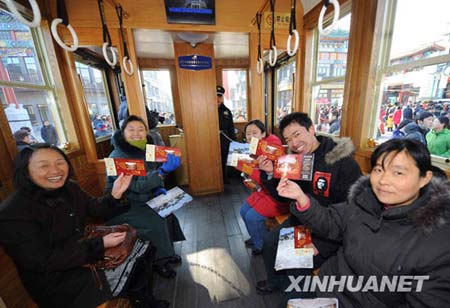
<box><xmin>404</xmin><ymin>111</ymin><xmax>434</xmax><ymax>145</ymax></box>
<box><xmin>403</xmin><ymin>103</ymin><xmax>413</xmax><ymax>120</ymax></box>
<box><xmin>255</xmin><ymin>112</ymin><xmax>362</xmax><ymax>298</ymax></box>
<box><xmin>217</xmin><ymin>85</ymin><xmax>236</xmax><ymax>183</ymax></box>
<box><xmin>40</xmin><ymin>120</ymin><xmax>59</xmax><ymax>145</ymax></box>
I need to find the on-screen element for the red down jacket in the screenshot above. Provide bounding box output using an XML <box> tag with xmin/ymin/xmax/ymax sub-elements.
<box><xmin>246</xmin><ymin>134</ymin><xmax>290</xmax><ymax>217</ymax></box>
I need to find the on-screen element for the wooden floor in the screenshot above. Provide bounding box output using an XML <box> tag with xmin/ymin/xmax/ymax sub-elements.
<box><xmin>153</xmin><ymin>178</ymin><xmax>282</xmax><ymax>308</ymax></box>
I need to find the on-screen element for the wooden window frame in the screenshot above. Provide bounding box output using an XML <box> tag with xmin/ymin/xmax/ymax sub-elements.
<box><xmin>369</xmin><ymin>0</ymin><xmax>450</xmax><ymax>170</ymax></box>
<box><xmin>303</xmin><ymin>4</ymin><xmax>352</xmax><ymax>137</ymax></box>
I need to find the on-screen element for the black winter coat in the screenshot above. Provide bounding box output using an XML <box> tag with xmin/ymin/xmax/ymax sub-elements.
<box><xmin>262</xmin><ymin>136</ymin><xmax>362</xmax><ymax>259</ymax></box>
<box><xmin>0</xmin><ymin>181</ymin><xmax>127</xmax><ymax>308</ymax></box>
<box><xmin>105</xmin><ymin>130</ymin><xmax>185</xmax><ymax>259</ymax></box>
<box><xmin>291</xmin><ymin>176</ymin><xmax>450</xmax><ymax>308</ymax></box>
<box><xmin>218</xmin><ymin>103</ymin><xmax>236</xmax><ymax>141</ymax></box>
<box><xmin>263</xmin><ymin>136</ymin><xmax>362</xmax><ymax>206</ymax></box>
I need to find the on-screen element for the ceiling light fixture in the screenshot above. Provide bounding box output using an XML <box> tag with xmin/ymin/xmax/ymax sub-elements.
<box><xmin>176</xmin><ymin>32</ymin><xmax>209</xmax><ymax>48</ymax></box>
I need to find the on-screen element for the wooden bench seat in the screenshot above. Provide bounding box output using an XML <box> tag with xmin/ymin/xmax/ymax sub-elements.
<box><xmin>0</xmin><ymin>247</ymin><xmax>130</xmax><ymax>308</ymax></box>
<box><xmin>265</xmin><ymin>213</ymin><xmax>290</xmax><ymax>230</ymax></box>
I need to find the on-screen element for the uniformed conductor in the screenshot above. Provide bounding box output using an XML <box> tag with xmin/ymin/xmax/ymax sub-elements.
<box><xmin>217</xmin><ymin>85</ymin><xmax>236</xmax><ymax>183</ymax></box>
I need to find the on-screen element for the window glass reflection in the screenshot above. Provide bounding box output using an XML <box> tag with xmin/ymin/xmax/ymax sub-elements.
<box><xmin>312</xmin><ymin>81</ymin><xmax>344</xmax><ymax>135</ymax></box>
<box><xmin>222</xmin><ymin>69</ymin><xmax>248</xmax><ymax>122</ymax></box>
<box><xmin>142</xmin><ymin>70</ymin><xmax>176</xmax><ymax>125</ymax></box>
<box><xmin>316</xmin><ymin>14</ymin><xmax>351</xmax><ymax>81</ymax></box>
<box><xmin>0</xmin><ymin>10</ymin><xmax>44</xmax><ymax>85</ymax></box>
<box><xmin>389</xmin><ymin>0</ymin><xmax>450</xmax><ymax>66</ymax></box>
<box><xmin>1</xmin><ymin>86</ymin><xmax>65</xmax><ymax>145</ymax></box>
<box><xmin>275</xmin><ymin>60</ymin><xmax>296</xmax><ymax>125</ymax></box>
<box><xmin>75</xmin><ymin>62</ymin><xmax>115</xmax><ymax>140</ymax></box>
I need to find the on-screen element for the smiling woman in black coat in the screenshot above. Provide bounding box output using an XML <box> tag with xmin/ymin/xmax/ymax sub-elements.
<box><xmin>278</xmin><ymin>139</ymin><xmax>450</xmax><ymax>307</ymax></box>
<box><xmin>0</xmin><ymin>144</ymin><xmax>167</xmax><ymax>308</ymax></box>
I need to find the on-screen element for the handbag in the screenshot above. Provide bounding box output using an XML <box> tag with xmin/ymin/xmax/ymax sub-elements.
<box><xmin>84</xmin><ymin>224</ymin><xmax>138</xmax><ymax>289</ymax></box>
<box><xmin>84</xmin><ymin>224</ymin><xmax>138</xmax><ymax>270</ymax></box>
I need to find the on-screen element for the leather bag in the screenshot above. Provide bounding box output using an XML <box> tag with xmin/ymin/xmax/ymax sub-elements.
<box><xmin>84</xmin><ymin>224</ymin><xmax>137</xmax><ymax>269</ymax></box>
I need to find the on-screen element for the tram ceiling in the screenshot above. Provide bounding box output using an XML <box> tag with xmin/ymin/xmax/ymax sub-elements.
<box><xmin>130</xmin><ymin>0</ymin><xmax>320</xmax><ymax>59</ymax></box>
<box><xmin>133</xmin><ymin>30</ymin><xmax>249</xmax><ymax>59</ymax></box>
<box><xmin>77</xmin><ymin>0</ymin><xmax>320</xmax><ymax>59</ymax></box>
<box><xmin>302</xmin><ymin>0</ymin><xmax>322</xmax><ymax>14</ymax></box>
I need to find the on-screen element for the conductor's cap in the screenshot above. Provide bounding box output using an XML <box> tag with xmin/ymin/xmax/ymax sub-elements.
<box><xmin>216</xmin><ymin>85</ymin><xmax>225</xmax><ymax>96</ymax></box>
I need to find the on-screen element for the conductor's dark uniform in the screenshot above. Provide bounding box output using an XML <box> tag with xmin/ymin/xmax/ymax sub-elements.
<box><xmin>217</xmin><ymin>86</ymin><xmax>236</xmax><ymax>181</ymax></box>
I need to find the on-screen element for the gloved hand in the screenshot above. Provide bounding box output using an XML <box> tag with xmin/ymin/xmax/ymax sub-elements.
<box><xmin>152</xmin><ymin>187</ymin><xmax>167</xmax><ymax>197</ymax></box>
<box><xmin>158</xmin><ymin>153</ymin><xmax>181</xmax><ymax>175</ymax></box>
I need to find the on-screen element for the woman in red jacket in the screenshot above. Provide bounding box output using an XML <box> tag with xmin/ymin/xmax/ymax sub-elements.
<box><xmin>239</xmin><ymin>120</ymin><xmax>290</xmax><ymax>255</ymax></box>
<box><xmin>393</xmin><ymin>106</ymin><xmax>402</xmax><ymax>129</ymax></box>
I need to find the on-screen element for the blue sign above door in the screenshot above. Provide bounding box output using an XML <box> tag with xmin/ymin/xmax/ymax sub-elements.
<box><xmin>178</xmin><ymin>54</ymin><xmax>212</xmax><ymax>71</ymax></box>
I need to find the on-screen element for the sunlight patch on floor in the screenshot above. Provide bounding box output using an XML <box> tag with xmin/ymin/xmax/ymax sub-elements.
<box><xmin>186</xmin><ymin>247</ymin><xmax>251</xmax><ymax>302</ymax></box>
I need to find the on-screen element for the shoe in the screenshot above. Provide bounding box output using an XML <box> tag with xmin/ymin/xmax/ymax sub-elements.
<box><xmin>251</xmin><ymin>248</ymin><xmax>262</xmax><ymax>256</ymax></box>
<box><xmin>167</xmin><ymin>254</ymin><xmax>182</xmax><ymax>265</ymax></box>
<box><xmin>153</xmin><ymin>263</ymin><xmax>177</xmax><ymax>279</ymax></box>
<box><xmin>256</xmin><ymin>280</ymin><xmax>278</xmax><ymax>295</ymax></box>
<box><xmin>244</xmin><ymin>239</ymin><xmax>254</xmax><ymax>247</ymax></box>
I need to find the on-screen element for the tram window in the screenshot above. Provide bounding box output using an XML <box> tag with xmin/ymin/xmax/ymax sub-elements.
<box><xmin>309</xmin><ymin>13</ymin><xmax>351</xmax><ymax>136</ymax></box>
<box><xmin>275</xmin><ymin>59</ymin><xmax>296</xmax><ymax>125</ymax></box>
<box><xmin>222</xmin><ymin>69</ymin><xmax>248</xmax><ymax>122</ymax></box>
<box><xmin>75</xmin><ymin>62</ymin><xmax>116</xmax><ymax>141</ymax></box>
<box><xmin>142</xmin><ymin>70</ymin><xmax>176</xmax><ymax>125</ymax></box>
<box><xmin>0</xmin><ymin>8</ymin><xmax>67</xmax><ymax>146</ymax></box>
<box><xmin>371</xmin><ymin>0</ymin><xmax>450</xmax><ymax>162</ymax></box>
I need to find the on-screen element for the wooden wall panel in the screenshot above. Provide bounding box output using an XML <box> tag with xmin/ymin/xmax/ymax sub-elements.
<box><xmin>158</xmin><ymin>125</ymin><xmax>181</xmax><ymax>146</ymax></box>
<box><xmin>173</xmin><ymin>42</ymin><xmax>222</xmax><ymax>195</ymax></box>
<box><xmin>54</xmin><ymin>0</ymin><xmax>261</xmax><ymax>32</ymax></box>
<box><xmin>70</xmin><ymin>153</ymin><xmax>103</xmax><ymax>197</ymax></box>
<box><xmin>58</xmin><ymin>28</ymin><xmax>120</xmax><ymax>47</ymax></box>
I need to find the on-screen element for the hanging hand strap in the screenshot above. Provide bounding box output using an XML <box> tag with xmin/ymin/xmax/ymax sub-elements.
<box><xmin>256</xmin><ymin>13</ymin><xmax>264</xmax><ymax>74</ymax></box>
<box><xmin>5</xmin><ymin>0</ymin><xmax>41</xmax><ymax>28</ymax></box>
<box><xmin>57</xmin><ymin>0</ymin><xmax>69</xmax><ymax>26</ymax></box>
<box><xmin>269</xmin><ymin>0</ymin><xmax>276</xmax><ymax>49</ymax></box>
<box><xmin>268</xmin><ymin>0</ymin><xmax>277</xmax><ymax>66</ymax></box>
<box><xmin>98</xmin><ymin>0</ymin><xmax>117</xmax><ymax>66</ymax></box>
<box><xmin>287</xmin><ymin>0</ymin><xmax>299</xmax><ymax>56</ymax></box>
<box><xmin>98</xmin><ymin>0</ymin><xmax>112</xmax><ymax>46</ymax></box>
<box><xmin>116</xmin><ymin>5</ymin><xmax>134</xmax><ymax>75</ymax></box>
<box><xmin>318</xmin><ymin>0</ymin><xmax>340</xmax><ymax>36</ymax></box>
<box><xmin>116</xmin><ymin>5</ymin><xmax>128</xmax><ymax>58</ymax></box>
<box><xmin>51</xmin><ymin>0</ymin><xmax>78</xmax><ymax>51</ymax></box>
<box><xmin>256</xmin><ymin>13</ymin><xmax>262</xmax><ymax>60</ymax></box>
<box><xmin>289</xmin><ymin>0</ymin><xmax>296</xmax><ymax>35</ymax></box>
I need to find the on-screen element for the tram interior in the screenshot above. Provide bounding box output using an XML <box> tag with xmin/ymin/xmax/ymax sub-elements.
<box><xmin>0</xmin><ymin>0</ymin><xmax>449</xmax><ymax>307</ymax></box>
